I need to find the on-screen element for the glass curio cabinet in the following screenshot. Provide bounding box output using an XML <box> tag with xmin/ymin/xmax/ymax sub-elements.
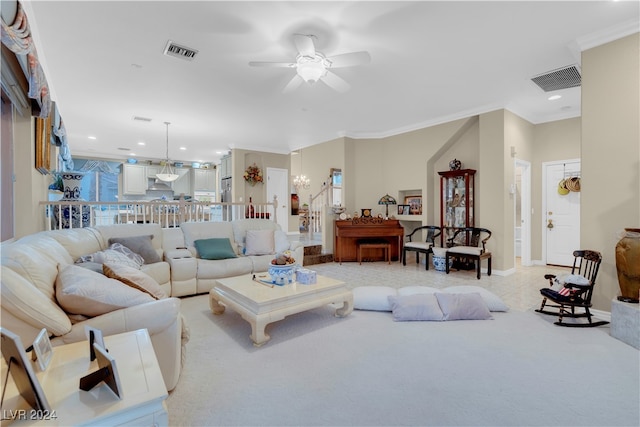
<box><xmin>439</xmin><ymin>169</ymin><xmax>476</xmax><ymax>246</ymax></box>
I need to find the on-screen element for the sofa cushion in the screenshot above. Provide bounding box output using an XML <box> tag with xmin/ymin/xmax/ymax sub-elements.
<box><xmin>274</xmin><ymin>230</ymin><xmax>290</xmax><ymax>253</ymax></box>
<box><xmin>398</xmin><ymin>286</ymin><xmax>440</xmax><ymax>296</ymax></box>
<box><xmin>435</xmin><ymin>292</ymin><xmax>493</xmax><ymax>320</ymax></box>
<box><xmin>108</xmin><ymin>235</ymin><xmax>161</xmax><ymax>264</ymax></box>
<box><xmin>232</xmin><ymin>219</ymin><xmax>279</xmax><ymax>253</ymax></box>
<box><xmin>95</xmin><ymin>224</ymin><xmax>163</xmax><ymax>261</ymax></box>
<box><xmin>76</xmin><ymin>246</ymin><xmax>143</xmax><ymax>269</ymax></box>
<box><xmin>56</xmin><ymin>264</ymin><xmax>154</xmax><ymax>317</ymax></box>
<box><xmin>353</xmin><ymin>286</ymin><xmax>398</xmax><ymax>311</ymax></box>
<box><xmin>194</xmin><ymin>238</ymin><xmax>238</xmax><ymax>260</ymax></box>
<box><xmin>181</xmin><ymin>222</ymin><xmax>237</xmax><ymax>257</ymax></box>
<box><xmin>387</xmin><ymin>294</ymin><xmax>445</xmax><ymax>321</ymax></box>
<box><xmin>103</xmin><ymin>263</ymin><xmax>167</xmax><ymax>300</ymax></box>
<box><xmin>43</xmin><ymin>228</ymin><xmax>103</xmax><ymax>261</ymax></box>
<box><xmin>1</xmin><ymin>266</ymin><xmax>72</xmax><ymax>336</ymax></box>
<box><xmin>443</xmin><ymin>285</ymin><xmax>509</xmax><ymax>312</ymax></box>
<box><xmin>195</xmin><ymin>256</ymin><xmax>253</xmax><ymax>280</ymax></box>
<box><xmin>1</xmin><ymin>241</ymin><xmax>64</xmax><ymax>302</ymax></box>
<box><xmin>244</xmin><ymin>230</ymin><xmax>275</xmax><ymax>256</ymax></box>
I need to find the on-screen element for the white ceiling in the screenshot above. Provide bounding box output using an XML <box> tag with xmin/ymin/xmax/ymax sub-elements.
<box><xmin>23</xmin><ymin>1</ymin><xmax>639</xmax><ymax>165</ymax></box>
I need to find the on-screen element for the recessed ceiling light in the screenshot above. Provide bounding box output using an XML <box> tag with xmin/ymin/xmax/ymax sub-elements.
<box><xmin>88</xmin><ymin>136</ymin><xmax>97</xmax><ymax>140</ymax></box>
<box><xmin>137</xmin><ymin>142</ymin><xmax>145</xmax><ymax>146</ymax></box>
<box><xmin>130</xmin><ymin>153</ymin><xmax>136</xmax><ymax>156</ymax></box>
<box><xmin>548</xmin><ymin>95</ymin><xmax>562</xmax><ymax>101</ymax></box>
<box><xmin>179</xmin><ymin>146</ymin><xmax>187</xmax><ymax>150</ymax></box>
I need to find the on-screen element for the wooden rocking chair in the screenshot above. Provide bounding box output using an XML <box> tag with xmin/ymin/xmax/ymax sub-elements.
<box><xmin>536</xmin><ymin>249</ymin><xmax>609</xmax><ymax>327</ymax></box>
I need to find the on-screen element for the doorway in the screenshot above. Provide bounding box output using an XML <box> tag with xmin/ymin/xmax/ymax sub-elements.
<box><xmin>514</xmin><ymin>159</ymin><xmax>531</xmax><ymax>266</ymax></box>
<box><xmin>542</xmin><ymin>159</ymin><xmax>581</xmax><ymax>266</ymax></box>
<box><xmin>266</xmin><ymin>167</ymin><xmax>289</xmax><ymax>233</ymax></box>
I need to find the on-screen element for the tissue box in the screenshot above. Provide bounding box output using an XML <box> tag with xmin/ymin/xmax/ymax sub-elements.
<box><xmin>295</xmin><ymin>269</ymin><xmax>317</xmax><ymax>285</ymax></box>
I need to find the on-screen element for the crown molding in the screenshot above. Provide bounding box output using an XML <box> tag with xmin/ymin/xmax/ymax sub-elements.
<box><xmin>575</xmin><ymin>19</ymin><xmax>640</xmax><ymax>52</ymax></box>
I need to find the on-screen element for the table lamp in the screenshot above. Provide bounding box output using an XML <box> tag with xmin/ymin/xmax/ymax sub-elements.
<box><xmin>378</xmin><ymin>194</ymin><xmax>397</xmax><ymax>219</ymax></box>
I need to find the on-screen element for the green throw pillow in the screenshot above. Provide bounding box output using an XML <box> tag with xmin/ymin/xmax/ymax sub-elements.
<box><xmin>194</xmin><ymin>238</ymin><xmax>238</xmax><ymax>260</ymax></box>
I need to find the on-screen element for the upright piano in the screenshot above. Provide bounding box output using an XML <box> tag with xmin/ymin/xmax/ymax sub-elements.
<box><xmin>334</xmin><ymin>218</ymin><xmax>404</xmax><ymax>263</ymax></box>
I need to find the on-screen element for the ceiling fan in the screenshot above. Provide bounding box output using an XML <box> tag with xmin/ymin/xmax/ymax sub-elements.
<box><xmin>249</xmin><ymin>34</ymin><xmax>371</xmax><ymax>93</ymax></box>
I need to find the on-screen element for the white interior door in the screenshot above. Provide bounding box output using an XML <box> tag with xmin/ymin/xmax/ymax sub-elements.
<box><xmin>266</xmin><ymin>167</ymin><xmax>289</xmax><ymax>232</ymax></box>
<box><xmin>543</xmin><ymin>160</ymin><xmax>580</xmax><ymax>266</ymax></box>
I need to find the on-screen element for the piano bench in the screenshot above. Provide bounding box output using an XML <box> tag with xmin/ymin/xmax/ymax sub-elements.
<box><xmin>357</xmin><ymin>241</ymin><xmax>391</xmax><ymax>265</ymax></box>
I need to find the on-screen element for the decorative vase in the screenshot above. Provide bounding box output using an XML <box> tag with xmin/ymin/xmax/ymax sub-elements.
<box><xmin>268</xmin><ymin>264</ymin><xmax>297</xmax><ymax>286</ymax></box>
<box><xmin>53</xmin><ymin>172</ymin><xmax>91</xmax><ymax>229</ymax></box>
<box><xmin>449</xmin><ymin>159</ymin><xmax>462</xmax><ymax>171</ymax></box>
<box><xmin>616</xmin><ymin>228</ymin><xmax>640</xmax><ymax>303</ymax></box>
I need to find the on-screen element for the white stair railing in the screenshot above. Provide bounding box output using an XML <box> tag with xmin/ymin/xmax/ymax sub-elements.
<box><xmin>39</xmin><ymin>196</ymin><xmax>278</xmax><ymax>230</ymax></box>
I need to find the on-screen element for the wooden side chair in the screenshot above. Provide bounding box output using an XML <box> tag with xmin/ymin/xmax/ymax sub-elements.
<box><xmin>403</xmin><ymin>226</ymin><xmax>441</xmax><ymax>270</ymax></box>
<box><xmin>445</xmin><ymin>227</ymin><xmax>492</xmax><ymax>279</ymax></box>
<box><xmin>536</xmin><ymin>249</ymin><xmax>608</xmax><ymax>327</ymax></box>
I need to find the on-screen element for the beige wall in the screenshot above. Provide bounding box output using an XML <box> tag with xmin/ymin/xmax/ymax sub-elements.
<box><xmin>530</xmin><ymin>118</ymin><xmax>581</xmax><ymax>260</ymax></box>
<box><xmin>582</xmin><ymin>33</ymin><xmax>640</xmax><ymax>309</ymax></box>
<box><xmin>12</xmin><ymin>113</ymin><xmax>49</xmax><ymax>239</ymax></box>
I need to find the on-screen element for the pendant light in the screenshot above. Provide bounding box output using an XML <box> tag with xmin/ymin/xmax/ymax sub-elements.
<box><xmin>156</xmin><ymin>121</ymin><xmax>179</xmax><ymax>182</ymax></box>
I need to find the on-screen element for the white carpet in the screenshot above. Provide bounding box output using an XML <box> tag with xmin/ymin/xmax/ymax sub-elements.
<box><xmin>167</xmin><ymin>293</ymin><xmax>639</xmax><ymax>427</ymax></box>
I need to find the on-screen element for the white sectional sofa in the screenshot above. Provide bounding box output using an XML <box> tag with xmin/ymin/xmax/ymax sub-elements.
<box><xmin>162</xmin><ymin>219</ymin><xmax>304</xmax><ymax>296</ymax></box>
<box><xmin>0</xmin><ymin>219</ymin><xmax>303</xmax><ymax>391</ymax></box>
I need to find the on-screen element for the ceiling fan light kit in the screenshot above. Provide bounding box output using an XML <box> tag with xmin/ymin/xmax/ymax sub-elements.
<box><xmin>250</xmin><ymin>33</ymin><xmax>371</xmax><ymax>93</ymax></box>
<box><xmin>296</xmin><ymin>54</ymin><xmax>328</xmax><ymax>83</ymax></box>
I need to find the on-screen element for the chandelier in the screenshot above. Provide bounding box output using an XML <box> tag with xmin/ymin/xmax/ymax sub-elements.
<box><xmin>293</xmin><ymin>150</ymin><xmax>310</xmax><ymax>192</ymax></box>
<box><xmin>293</xmin><ymin>174</ymin><xmax>310</xmax><ymax>191</ymax></box>
<box><xmin>156</xmin><ymin>122</ymin><xmax>179</xmax><ymax>182</ymax></box>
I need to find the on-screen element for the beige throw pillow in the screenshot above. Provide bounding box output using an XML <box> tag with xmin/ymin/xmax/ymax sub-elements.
<box><xmin>244</xmin><ymin>229</ymin><xmax>275</xmax><ymax>256</ymax></box>
<box><xmin>56</xmin><ymin>264</ymin><xmax>153</xmax><ymax>317</ymax></box>
<box><xmin>103</xmin><ymin>262</ymin><xmax>166</xmax><ymax>300</ymax></box>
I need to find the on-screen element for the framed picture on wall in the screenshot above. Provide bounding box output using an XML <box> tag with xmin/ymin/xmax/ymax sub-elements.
<box><xmin>35</xmin><ymin>115</ymin><xmax>52</xmax><ymax>174</ymax></box>
<box><xmin>404</xmin><ymin>196</ymin><xmax>422</xmax><ymax>215</ymax></box>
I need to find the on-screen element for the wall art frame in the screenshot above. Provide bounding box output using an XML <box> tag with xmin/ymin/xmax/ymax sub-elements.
<box><xmin>404</xmin><ymin>195</ymin><xmax>423</xmax><ymax>215</ymax></box>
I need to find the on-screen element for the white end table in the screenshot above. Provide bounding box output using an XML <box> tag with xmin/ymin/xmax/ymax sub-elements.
<box><xmin>1</xmin><ymin>329</ymin><xmax>168</xmax><ymax>426</ymax></box>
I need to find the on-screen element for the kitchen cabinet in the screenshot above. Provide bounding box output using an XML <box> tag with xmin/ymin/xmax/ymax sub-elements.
<box><xmin>219</xmin><ymin>155</ymin><xmax>232</xmax><ymax>178</ymax></box>
<box><xmin>172</xmin><ymin>168</ymin><xmax>191</xmax><ymax>196</ymax></box>
<box><xmin>192</xmin><ymin>169</ymin><xmax>216</xmax><ymax>192</ymax></box>
<box><xmin>122</xmin><ymin>164</ymin><xmax>147</xmax><ymax>195</ymax></box>
<box><xmin>146</xmin><ymin>165</ymin><xmax>161</xmax><ymax>179</ymax></box>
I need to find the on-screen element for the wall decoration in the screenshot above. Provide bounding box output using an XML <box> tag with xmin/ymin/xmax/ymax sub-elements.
<box><xmin>243</xmin><ymin>163</ymin><xmax>263</xmax><ymax>186</ymax></box>
<box><xmin>404</xmin><ymin>196</ymin><xmax>422</xmax><ymax>215</ymax></box>
<box><xmin>291</xmin><ymin>194</ymin><xmax>299</xmax><ymax>215</ymax></box>
<box><xmin>398</xmin><ymin>205</ymin><xmax>410</xmax><ymax>215</ymax></box>
<box><xmin>35</xmin><ymin>115</ymin><xmax>52</xmax><ymax>174</ymax></box>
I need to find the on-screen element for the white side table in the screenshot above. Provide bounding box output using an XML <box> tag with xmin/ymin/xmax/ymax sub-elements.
<box><xmin>1</xmin><ymin>329</ymin><xmax>168</xmax><ymax>426</ymax></box>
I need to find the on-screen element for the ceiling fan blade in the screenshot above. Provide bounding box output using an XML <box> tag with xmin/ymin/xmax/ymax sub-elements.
<box><xmin>321</xmin><ymin>71</ymin><xmax>350</xmax><ymax>93</ymax></box>
<box><xmin>327</xmin><ymin>51</ymin><xmax>371</xmax><ymax>68</ymax></box>
<box><xmin>283</xmin><ymin>74</ymin><xmax>304</xmax><ymax>93</ymax></box>
<box><xmin>249</xmin><ymin>61</ymin><xmax>295</xmax><ymax>68</ymax></box>
<box><xmin>293</xmin><ymin>34</ymin><xmax>315</xmax><ymax>57</ymax></box>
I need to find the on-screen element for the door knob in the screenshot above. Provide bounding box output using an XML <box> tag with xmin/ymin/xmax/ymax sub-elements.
<box><xmin>547</xmin><ymin>219</ymin><xmax>554</xmax><ymax>229</ymax></box>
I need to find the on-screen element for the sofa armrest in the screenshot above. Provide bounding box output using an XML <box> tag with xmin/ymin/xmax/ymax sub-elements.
<box><xmin>164</xmin><ymin>249</ymin><xmax>197</xmax><ymax>297</ymax></box>
<box><xmin>52</xmin><ymin>298</ymin><xmax>185</xmax><ymax>391</ymax></box>
<box><xmin>165</xmin><ymin>248</ymin><xmax>192</xmax><ymax>259</ymax></box>
<box><xmin>54</xmin><ymin>298</ymin><xmax>182</xmax><ymax>344</ymax></box>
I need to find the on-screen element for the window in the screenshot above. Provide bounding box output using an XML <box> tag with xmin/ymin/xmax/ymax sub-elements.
<box><xmin>72</xmin><ymin>158</ymin><xmax>120</xmax><ymax>202</ymax></box>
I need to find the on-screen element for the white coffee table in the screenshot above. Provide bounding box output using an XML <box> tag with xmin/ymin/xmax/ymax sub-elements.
<box><xmin>210</xmin><ymin>273</ymin><xmax>353</xmax><ymax>346</ymax></box>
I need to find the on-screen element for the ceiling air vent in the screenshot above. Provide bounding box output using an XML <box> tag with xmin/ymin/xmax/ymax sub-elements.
<box><xmin>531</xmin><ymin>65</ymin><xmax>581</xmax><ymax>92</ymax></box>
<box><xmin>132</xmin><ymin>116</ymin><xmax>152</xmax><ymax>122</ymax></box>
<box><xmin>163</xmin><ymin>40</ymin><xmax>198</xmax><ymax>61</ymax></box>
